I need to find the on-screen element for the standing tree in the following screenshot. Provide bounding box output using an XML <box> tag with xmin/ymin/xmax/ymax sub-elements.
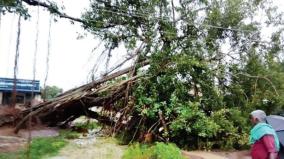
<box><xmin>41</xmin><ymin>85</ymin><xmax>63</xmax><ymax>100</ymax></box>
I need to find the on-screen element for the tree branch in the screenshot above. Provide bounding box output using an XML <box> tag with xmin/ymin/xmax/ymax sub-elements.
<box><xmin>231</xmin><ymin>73</ymin><xmax>279</xmax><ymax>96</ymax></box>
<box><xmin>103</xmin><ymin>43</ymin><xmax>145</xmax><ymax>76</ymax></box>
<box><xmin>22</xmin><ymin>0</ymin><xmax>86</xmax><ymax>24</ymax></box>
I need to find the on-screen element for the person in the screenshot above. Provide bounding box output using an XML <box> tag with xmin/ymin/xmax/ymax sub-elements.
<box><xmin>249</xmin><ymin>110</ymin><xmax>280</xmax><ymax>159</ymax></box>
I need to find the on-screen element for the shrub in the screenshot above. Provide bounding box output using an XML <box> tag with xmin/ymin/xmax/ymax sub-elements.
<box><xmin>123</xmin><ymin>142</ymin><xmax>186</xmax><ymax>159</ymax></box>
<box><xmin>153</xmin><ymin>142</ymin><xmax>186</xmax><ymax>159</ymax></box>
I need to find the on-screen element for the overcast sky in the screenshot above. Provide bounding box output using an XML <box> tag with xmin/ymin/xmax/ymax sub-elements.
<box><xmin>0</xmin><ymin>0</ymin><xmax>96</xmax><ymax>91</ymax></box>
<box><xmin>0</xmin><ymin>0</ymin><xmax>283</xmax><ymax>91</ymax></box>
<box><xmin>0</xmin><ymin>0</ymin><xmax>130</xmax><ymax>91</ymax></box>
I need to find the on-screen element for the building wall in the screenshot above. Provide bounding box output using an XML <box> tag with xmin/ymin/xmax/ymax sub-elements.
<box><xmin>1</xmin><ymin>92</ymin><xmax>41</xmax><ymax>105</ymax></box>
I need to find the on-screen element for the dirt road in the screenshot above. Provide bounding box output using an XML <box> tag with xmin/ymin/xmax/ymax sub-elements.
<box><xmin>183</xmin><ymin>150</ymin><xmax>251</xmax><ymax>159</ymax></box>
<box><xmin>0</xmin><ymin>126</ymin><xmax>59</xmax><ymax>153</ymax></box>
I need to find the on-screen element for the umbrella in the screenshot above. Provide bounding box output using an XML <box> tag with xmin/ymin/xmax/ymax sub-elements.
<box><xmin>266</xmin><ymin>115</ymin><xmax>284</xmax><ymax>159</ymax></box>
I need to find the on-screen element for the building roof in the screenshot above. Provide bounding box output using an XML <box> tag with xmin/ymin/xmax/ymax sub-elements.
<box><xmin>0</xmin><ymin>77</ymin><xmax>40</xmax><ymax>93</ymax></box>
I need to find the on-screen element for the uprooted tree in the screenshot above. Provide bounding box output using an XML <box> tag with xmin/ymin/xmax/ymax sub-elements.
<box><xmin>1</xmin><ymin>0</ymin><xmax>284</xmax><ymax>149</ymax></box>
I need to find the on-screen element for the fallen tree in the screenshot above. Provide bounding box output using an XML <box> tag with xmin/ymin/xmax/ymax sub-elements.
<box><xmin>0</xmin><ymin>61</ymin><xmax>148</xmax><ymax>133</ymax></box>
<box><xmin>2</xmin><ymin>0</ymin><xmax>284</xmax><ymax>150</ymax></box>
<box><xmin>13</xmin><ymin>60</ymin><xmax>149</xmax><ymax>133</ymax></box>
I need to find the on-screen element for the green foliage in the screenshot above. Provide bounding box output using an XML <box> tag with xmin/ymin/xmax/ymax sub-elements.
<box><xmin>0</xmin><ymin>0</ymin><xmax>16</xmax><ymax>6</ymax></box>
<box><xmin>115</xmin><ymin>132</ymin><xmax>134</xmax><ymax>145</ymax></box>
<box><xmin>81</xmin><ymin>0</ymin><xmax>284</xmax><ymax>150</ymax></box>
<box><xmin>41</xmin><ymin>85</ymin><xmax>63</xmax><ymax>100</ymax></box>
<box><xmin>0</xmin><ymin>0</ymin><xmax>62</xmax><ymax>19</ymax></box>
<box><xmin>74</xmin><ymin>121</ymin><xmax>99</xmax><ymax>130</ymax></box>
<box><xmin>123</xmin><ymin>142</ymin><xmax>186</xmax><ymax>159</ymax></box>
<box><xmin>153</xmin><ymin>142</ymin><xmax>186</xmax><ymax>159</ymax></box>
<box><xmin>0</xmin><ymin>0</ymin><xmax>30</xmax><ymax>18</ymax></box>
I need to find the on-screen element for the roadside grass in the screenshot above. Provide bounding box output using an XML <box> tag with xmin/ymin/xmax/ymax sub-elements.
<box><xmin>123</xmin><ymin>142</ymin><xmax>186</xmax><ymax>159</ymax></box>
<box><xmin>0</xmin><ymin>130</ymin><xmax>79</xmax><ymax>159</ymax></box>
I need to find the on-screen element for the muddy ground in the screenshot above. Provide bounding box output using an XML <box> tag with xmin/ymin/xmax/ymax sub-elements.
<box><xmin>0</xmin><ymin>126</ymin><xmax>59</xmax><ymax>153</ymax></box>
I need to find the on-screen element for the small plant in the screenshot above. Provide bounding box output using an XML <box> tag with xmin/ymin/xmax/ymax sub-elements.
<box><xmin>115</xmin><ymin>132</ymin><xmax>133</xmax><ymax>145</ymax></box>
<box><xmin>122</xmin><ymin>142</ymin><xmax>186</xmax><ymax>159</ymax></box>
<box><xmin>153</xmin><ymin>142</ymin><xmax>186</xmax><ymax>159</ymax></box>
<box><xmin>59</xmin><ymin>130</ymin><xmax>80</xmax><ymax>139</ymax></box>
<box><xmin>123</xmin><ymin>143</ymin><xmax>153</xmax><ymax>159</ymax></box>
<box><xmin>74</xmin><ymin>121</ymin><xmax>99</xmax><ymax>130</ymax></box>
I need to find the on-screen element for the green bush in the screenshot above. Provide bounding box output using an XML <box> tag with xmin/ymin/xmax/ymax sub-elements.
<box><xmin>154</xmin><ymin>142</ymin><xmax>186</xmax><ymax>159</ymax></box>
<box><xmin>123</xmin><ymin>142</ymin><xmax>186</xmax><ymax>159</ymax></box>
